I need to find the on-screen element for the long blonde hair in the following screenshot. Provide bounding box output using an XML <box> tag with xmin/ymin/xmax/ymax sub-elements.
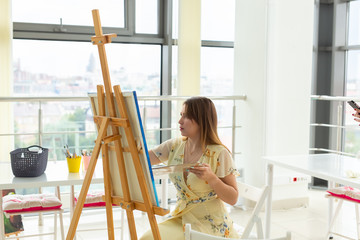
<box><xmin>183</xmin><ymin>97</ymin><xmax>228</xmax><ymax>151</ymax></box>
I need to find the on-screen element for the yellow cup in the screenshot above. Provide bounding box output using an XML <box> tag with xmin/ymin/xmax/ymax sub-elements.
<box><xmin>67</xmin><ymin>156</ymin><xmax>82</xmax><ymax>173</ymax></box>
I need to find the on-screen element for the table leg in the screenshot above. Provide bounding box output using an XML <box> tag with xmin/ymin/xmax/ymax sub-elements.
<box><xmin>0</xmin><ymin>189</ymin><xmax>5</xmax><ymax>240</ymax></box>
<box><xmin>70</xmin><ymin>185</ymin><xmax>75</xmax><ymax>218</ymax></box>
<box><xmin>70</xmin><ymin>185</ymin><xmax>76</xmax><ymax>240</ymax></box>
<box><xmin>355</xmin><ymin>204</ymin><xmax>360</xmax><ymax>239</ymax></box>
<box><xmin>265</xmin><ymin>163</ymin><xmax>273</xmax><ymax>239</ymax></box>
<box><xmin>38</xmin><ymin>187</ymin><xmax>43</xmax><ymax>226</ymax></box>
<box><xmin>328</xmin><ymin>181</ymin><xmax>334</xmax><ymax>233</ymax></box>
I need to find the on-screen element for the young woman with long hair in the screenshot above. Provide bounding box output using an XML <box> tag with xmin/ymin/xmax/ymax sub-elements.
<box><xmin>140</xmin><ymin>97</ymin><xmax>239</xmax><ymax>239</ymax></box>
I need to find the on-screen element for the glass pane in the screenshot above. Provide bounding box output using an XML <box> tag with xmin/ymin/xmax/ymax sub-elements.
<box><xmin>344</xmin><ymin>127</ymin><xmax>360</xmax><ymax>155</ymax></box>
<box><xmin>15</xmin><ymin>134</ymin><xmax>38</xmax><ymax>150</ymax></box>
<box><xmin>13</xmin><ymin>40</ymin><xmax>161</xmax><ymax>96</ymax></box>
<box><xmin>170</xmin><ymin>100</ymin><xmax>182</xmax><ymax>136</ymax></box>
<box><xmin>42</xmin><ymin>132</ymin><xmax>96</xmax><ymax>161</ymax></box>
<box><xmin>349</xmin><ymin>1</ymin><xmax>360</xmax><ymax>46</ymax></box>
<box><xmin>136</xmin><ymin>0</ymin><xmax>158</xmax><ymax>34</ymax></box>
<box><xmin>344</xmin><ymin>50</ymin><xmax>360</xmax><ymax>155</ymax></box>
<box><xmin>171</xmin><ymin>46</ymin><xmax>179</xmax><ymax>95</ymax></box>
<box><xmin>214</xmin><ymin>100</ymin><xmax>234</xmax><ymax>151</ymax></box>
<box><xmin>40</xmin><ymin>100</ymin><xmax>96</xmax><ymax>161</ymax></box>
<box><xmin>13</xmin><ymin>102</ymin><xmax>39</xmax><ymax>135</ymax></box>
<box><xmin>345</xmin><ymin>50</ymin><xmax>360</xmax><ymax>97</ymax></box>
<box><xmin>138</xmin><ymin>100</ymin><xmax>161</xmax><ymax>148</ymax></box>
<box><xmin>200</xmin><ymin>47</ymin><xmax>234</xmax><ymax>96</ymax></box>
<box><xmin>42</xmin><ymin>101</ymin><xmax>95</xmax><ymax>133</ymax></box>
<box><xmin>12</xmin><ymin>0</ymin><xmax>125</xmax><ymax>28</ymax></box>
<box><xmin>218</xmin><ymin>128</ymin><xmax>233</xmax><ymax>153</ymax></box>
<box><xmin>201</xmin><ymin>0</ymin><xmax>235</xmax><ymax>41</ymax></box>
<box><xmin>172</xmin><ymin>0</ymin><xmax>179</xmax><ymax>39</ymax></box>
<box><xmin>172</xmin><ymin>47</ymin><xmax>234</xmax><ymax>96</ymax></box>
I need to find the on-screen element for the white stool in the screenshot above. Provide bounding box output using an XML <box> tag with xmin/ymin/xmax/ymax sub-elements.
<box><xmin>70</xmin><ymin>187</ymin><xmax>125</xmax><ymax>240</ymax></box>
<box><xmin>326</xmin><ymin>187</ymin><xmax>360</xmax><ymax>240</ymax></box>
<box><xmin>2</xmin><ymin>187</ymin><xmax>64</xmax><ymax>240</ymax></box>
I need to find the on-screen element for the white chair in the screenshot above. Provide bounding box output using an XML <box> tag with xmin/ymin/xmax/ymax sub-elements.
<box><xmin>236</xmin><ymin>181</ymin><xmax>269</xmax><ymax>239</ymax></box>
<box><xmin>185</xmin><ymin>181</ymin><xmax>291</xmax><ymax>240</ymax></box>
<box><xmin>2</xmin><ymin>186</ymin><xmax>64</xmax><ymax>240</ymax></box>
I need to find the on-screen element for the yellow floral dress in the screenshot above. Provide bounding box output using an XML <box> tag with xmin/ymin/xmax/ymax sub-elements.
<box><xmin>140</xmin><ymin>137</ymin><xmax>239</xmax><ymax>240</ymax></box>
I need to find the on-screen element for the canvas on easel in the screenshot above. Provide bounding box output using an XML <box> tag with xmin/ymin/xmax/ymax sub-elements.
<box><xmin>89</xmin><ymin>91</ymin><xmax>159</xmax><ymax>206</ymax></box>
<box><xmin>66</xmin><ymin>9</ymin><xmax>169</xmax><ymax>240</ymax></box>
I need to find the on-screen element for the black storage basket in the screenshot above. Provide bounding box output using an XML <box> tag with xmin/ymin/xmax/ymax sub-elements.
<box><xmin>10</xmin><ymin>145</ymin><xmax>48</xmax><ymax>177</ymax></box>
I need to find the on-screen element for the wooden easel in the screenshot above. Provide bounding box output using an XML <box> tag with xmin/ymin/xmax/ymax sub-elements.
<box><xmin>66</xmin><ymin>9</ymin><xmax>169</xmax><ymax>240</ymax></box>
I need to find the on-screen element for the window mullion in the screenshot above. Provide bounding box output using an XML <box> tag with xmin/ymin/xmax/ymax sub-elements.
<box><xmin>125</xmin><ymin>0</ymin><xmax>135</xmax><ymax>34</ymax></box>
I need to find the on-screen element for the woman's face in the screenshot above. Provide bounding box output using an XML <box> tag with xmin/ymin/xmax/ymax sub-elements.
<box><xmin>178</xmin><ymin>105</ymin><xmax>200</xmax><ymax>139</ymax></box>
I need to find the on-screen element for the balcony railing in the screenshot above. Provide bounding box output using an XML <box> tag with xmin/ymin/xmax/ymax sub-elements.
<box><xmin>310</xmin><ymin>95</ymin><xmax>360</xmax><ymax>157</ymax></box>
<box><xmin>0</xmin><ymin>95</ymin><xmax>246</xmax><ymax>163</ymax></box>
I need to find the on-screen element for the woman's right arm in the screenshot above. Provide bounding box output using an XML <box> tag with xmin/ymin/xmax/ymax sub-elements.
<box><xmin>148</xmin><ymin>150</ymin><xmax>161</xmax><ymax>165</ymax></box>
<box><xmin>148</xmin><ymin>138</ymin><xmax>175</xmax><ymax>165</ymax></box>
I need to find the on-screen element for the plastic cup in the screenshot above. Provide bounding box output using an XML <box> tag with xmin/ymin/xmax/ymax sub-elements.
<box><xmin>82</xmin><ymin>155</ymin><xmax>91</xmax><ymax>171</ymax></box>
<box><xmin>66</xmin><ymin>156</ymin><xmax>82</xmax><ymax>173</ymax></box>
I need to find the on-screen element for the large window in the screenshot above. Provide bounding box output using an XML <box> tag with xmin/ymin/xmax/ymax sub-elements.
<box><xmin>313</xmin><ymin>0</ymin><xmax>360</xmax><ymax>159</ymax></box>
<box><xmin>9</xmin><ymin>0</ymin><xmax>236</xmax><ymax>162</ymax></box>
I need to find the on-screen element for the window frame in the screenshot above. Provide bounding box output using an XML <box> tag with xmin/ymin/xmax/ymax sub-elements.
<box><xmin>311</xmin><ymin>0</ymin><xmax>360</xmax><ymax>186</ymax></box>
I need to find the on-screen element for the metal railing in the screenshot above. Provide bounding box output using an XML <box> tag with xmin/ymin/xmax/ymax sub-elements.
<box><xmin>310</xmin><ymin>94</ymin><xmax>360</xmax><ymax>157</ymax></box>
<box><xmin>0</xmin><ymin>95</ymin><xmax>246</xmax><ymax>161</ymax></box>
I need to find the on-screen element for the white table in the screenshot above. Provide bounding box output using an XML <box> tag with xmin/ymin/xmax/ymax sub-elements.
<box><xmin>0</xmin><ymin>160</ymin><xmax>169</xmax><ymax>240</ymax></box>
<box><xmin>264</xmin><ymin>153</ymin><xmax>360</xmax><ymax>238</ymax></box>
<box><xmin>0</xmin><ymin>161</ymin><xmax>104</xmax><ymax>190</ymax></box>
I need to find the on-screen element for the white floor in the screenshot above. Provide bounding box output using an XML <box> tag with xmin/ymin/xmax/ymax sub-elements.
<box><xmin>7</xmin><ymin>189</ymin><xmax>359</xmax><ymax>240</ymax></box>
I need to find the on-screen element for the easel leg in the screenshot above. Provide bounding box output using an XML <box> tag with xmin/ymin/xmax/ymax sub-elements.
<box><xmin>102</xmin><ymin>143</ymin><xmax>115</xmax><ymax>239</ymax></box>
<box><xmin>66</xmin><ymin>118</ymin><xmax>109</xmax><ymax>240</ymax></box>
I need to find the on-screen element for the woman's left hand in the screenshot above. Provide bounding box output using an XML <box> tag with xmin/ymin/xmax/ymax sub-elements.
<box><xmin>189</xmin><ymin>163</ymin><xmax>239</xmax><ymax>205</ymax></box>
<box><xmin>188</xmin><ymin>163</ymin><xmax>217</xmax><ymax>183</ymax></box>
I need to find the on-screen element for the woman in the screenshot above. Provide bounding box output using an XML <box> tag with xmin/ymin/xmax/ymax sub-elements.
<box><xmin>140</xmin><ymin>97</ymin><xmax>239</xmax><ymax>239</ymax></box>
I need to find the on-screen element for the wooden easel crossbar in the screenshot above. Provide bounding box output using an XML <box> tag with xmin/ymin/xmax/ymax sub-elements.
<box><xmin>65</xmin><ymin>9</ymin><xmax>169</xmax><ymax>240</ymax></box>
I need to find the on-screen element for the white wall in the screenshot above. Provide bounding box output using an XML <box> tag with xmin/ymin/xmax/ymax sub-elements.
<box><xmin>234</xmin><ymin>0</ymin><xmax>268</xmax><ymax>187</ymax></box>
<box><xmin>234</xmin><ymin>0</ymin><xmax>314</xmax><ymax>188</ymax></box>
<box><xmin>266</xmin><ymin>0</ymin><xmax>314</xmax><ymax>157</ymax></box>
